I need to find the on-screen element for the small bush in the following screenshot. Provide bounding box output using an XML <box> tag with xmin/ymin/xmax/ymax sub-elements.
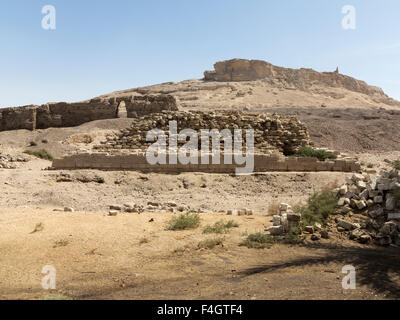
<box><xmin>292</xmin><ymin>147</ymin><xmax>337</xmax><ymax>161</ymax></box>
<box><xmin>29</xmin><ymin>141</ymin><xmax>38</xmax><ymax>147</ymax></box>
<box><xmin>394</xmin><ymin>160</ymin><xmax>400</xmax><ymax>170</ymax></box>
<box><xmin>53</xmin><ymin>239</ymin><xmax>69</xmax><ymax>248</ymax></box>
<box><xmin>198</xmin><ymin>237</ymin><xmax>224</xmax><ymax>249</ymax></box>
<box><xmin>367</xmin><ymin>163</ymin><xmax>374</xmax><ymax>168</ymax></box>
<box><xmin>30</xmin><ymin>223</ymin><xmax>44</xmax><ymax>234</ymax></box>
<box><xmin>24</xmin><ymin>149</ymin><xmax>54</xmax><ymax>161</ymax></box>
<box><xmin>203</xmin><ymin>220</ymin><xmax>239</xmax><ymax>234</ymax></box>
<box><xmin>284</xmin><ymin>225</ymin><xmax>304</xmax><ymax>245</ymax></box>
<box><xmin>42</xmin><ymin>139</ymin><xmax>49</xmax><ymax>144</ymax></box>
<box><xmin>166</xmin><ymin>213</ymin><xmax>201</xmax><ymax>231</ymax></box>
<box><xmin>239</xmin><ymin>232</ymin><xmax>275</xmax><ymax>249</ymax></box>
<box><xmin>296</xmin><ymin>190</ymin><xmax>338</xmax><ymax>228</ymax></box>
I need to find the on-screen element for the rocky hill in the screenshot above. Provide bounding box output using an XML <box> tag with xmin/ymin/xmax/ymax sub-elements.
<box><xmin>101</xmin><ymin>58</ymin><xmax>400</xmax><ymax>111</ymax></box>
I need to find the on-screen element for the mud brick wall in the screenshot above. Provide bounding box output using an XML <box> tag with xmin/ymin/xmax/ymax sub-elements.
<box><xmin>52</xmin><ymin>152</ymin><xmax>361</xmax><ymax>173</ymax></box>
<box><xmin>0</xmin><ymin>105</ymin><xmax>37</xmax><ymax>131</ymax></box>
<box><xmin>0</xmin><ymin>94</ymin><xmax>177</xmax><ymax>132</ymax></box>
<box><xmin>95</xmin><ymin>110</ymin><xmax>310</xmax><ymax>155</ymax></box>
<box><xmin>113</xmin><ymin>95</ymin><xmax>178</xmax><ymax>118</ymax></box>
<box><xmin>36</xmin><ymin>99</ymin><xmax>118</xmax><ymax>128</ymax></box>
<box><xmin>0</xmin><ymin>99</ymin><xmax>117</xmax><ymax>131</ymax></box>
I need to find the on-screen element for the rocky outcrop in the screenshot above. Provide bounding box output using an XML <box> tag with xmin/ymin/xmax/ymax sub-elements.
<box><xmin>204</xmin><ymin>59</ymin><xmax>400</xmax><ymax>106</ymax></box>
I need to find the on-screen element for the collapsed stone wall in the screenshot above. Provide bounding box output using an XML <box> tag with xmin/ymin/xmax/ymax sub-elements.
<box><xmin>95</xmin><ymin>110</ymin><xmax>310</xmax><ymax>155</ymax></box>
<box><xmin>0</xmin><ymin>94</ymin><xmax>177</xmax><ymax>132</ymax></box>
<box><xmin>204</xmin><ymin>59</ymin><xmax>399</xmax><ymax>106</ymax></box>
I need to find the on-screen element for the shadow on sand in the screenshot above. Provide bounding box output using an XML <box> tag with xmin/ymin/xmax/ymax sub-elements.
<box><xmin>238</xmin><ymin>242</ymin><xmax>400</xmax><ymax>298</ymax></box>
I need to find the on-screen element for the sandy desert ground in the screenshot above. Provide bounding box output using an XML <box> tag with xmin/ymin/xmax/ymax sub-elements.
<box><xmin>1</xmin><ymin>207</ymin><xmax>400</xmax><ymax>300</ymax></box>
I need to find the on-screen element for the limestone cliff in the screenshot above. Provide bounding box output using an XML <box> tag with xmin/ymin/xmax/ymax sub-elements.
<box><xmin>204</xmin><ymin>59</ymin><xmax>399</xmax><ymax>106</ymax></box>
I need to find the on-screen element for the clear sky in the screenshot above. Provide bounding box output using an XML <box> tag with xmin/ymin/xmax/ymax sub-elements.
<box><xmin>1</xmin><ymin>0</ymin><xmax>399</xmax><ymax>107</ymax></box>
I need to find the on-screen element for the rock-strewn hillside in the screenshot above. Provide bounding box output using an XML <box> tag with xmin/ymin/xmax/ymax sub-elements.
<box><xmin>101</xmin><ymin>58</ymin><xmax>400</xmax><ymax>111</ymax></box>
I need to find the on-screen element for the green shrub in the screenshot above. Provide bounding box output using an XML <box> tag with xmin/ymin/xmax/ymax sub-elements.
<box><xmin>292</xmin><ymin>147</ymin><xmax>337</xmax><ymax>161</ymax></box>
<box><xmin>239</xmin><ymin>232</ymin><xmax>275</xmax><ymax>249</ymax></box>
<box><xmin>53</xmin><ymin>239</ymin><xmax>69</xmax><ymax>248</ymax></box>
<box><xmin>296</xmin><ymin>190</ymin><xmax>338</xmax><ymax>228</ymax></box>
<box><xmin>203</xmin><ymin>220</ymin><xmax>239</xmax><ymax>234</ymax></box>
<box><xmin>24</xmin><ymin>149</ymin><xmax>54</xmax><ymax>161</ymax></box>
<box><xmin>166</xmin><ymin>213</ymin><xmax>201</xmax><ymax>231</ymax></box>
<box><xmin>30</xmin><ymin>223</ymin><xmax>44</xmax><ymax>234</ymax></box>
<box><xmin>198</xmin><ymin>237</ymin><xmax>224</xmax><ymax>249</ymax></box>
<box><xmin>284</xmin><ymin>225</ymin><xmax>304</xmax><ymax>244</ymax></box>
<box><xmin>394</xmin><ymin>160</ymin><xmax>400</xmax><ymax>170</ymax></box>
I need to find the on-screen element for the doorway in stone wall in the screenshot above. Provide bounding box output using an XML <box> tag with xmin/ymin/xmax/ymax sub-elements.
<box><xmin>117</xmin><ymin>101</ymin><xmax>128</xmax><ymax>118</ymax></box>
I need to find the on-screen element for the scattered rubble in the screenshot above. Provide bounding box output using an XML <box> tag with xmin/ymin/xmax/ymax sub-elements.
<box><xmin>267</xmin><ymin>168</ymin><xmax>400</xmax><ymax>246</ymax></box>
<box><xmin>56</xmin><ymin>172</ymin><xmax>105</xmax><ymax>183</ymax></box>
<box><xmin>107</xmin><ymin>202</ymin><xmax>194</xmax><ymax>214</ymax></box>
<box><xmin>267</xmin><ymin>203</ymin><xmax>302</xmax><ymax>236</ymax></box>
<box><xmin>0</xmin><ymin>154</ymin><xmax>29</xmax><ymax>169</ymax></box>
<box><xmin>227</xmin><ymin>209</ymin><xmax>253</xmax><ymax>216</ymax></box>
<box><xmin>331</xmin><ymin>169</ymin><xmax>400</xmax><ymax>246</ymax></box>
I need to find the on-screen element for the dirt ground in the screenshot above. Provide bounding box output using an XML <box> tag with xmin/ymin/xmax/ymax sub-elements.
<box><xmin>1</xmin><ymin>207</ymin><xmax>400</xmax><ymax>300</ymax></box>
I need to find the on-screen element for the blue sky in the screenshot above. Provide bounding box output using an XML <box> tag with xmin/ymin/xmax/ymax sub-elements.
<box><xmin>0</xmin><ymin>0</ymin><xmax>399</xmax><ymax>107</ymax></box>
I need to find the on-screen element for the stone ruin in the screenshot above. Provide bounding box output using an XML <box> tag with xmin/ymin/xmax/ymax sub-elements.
<box><xmin>332</xmin><ymin>170</ymin><xmax>400</xmax><ymax>246</ymax></box>
<box><xmin>52</xmin><ymin>110</ymin><xmax>361</xmax><ymax>173</ymax></box>
<box><xmin>0</xmin><ymin>94</ymin><xmax>178</xmax><ymax>132</ymax></box>
<box><xmin>95</xmin><ymin>110</ymin><xmax>309</xmax><ymax>155</ymax></box>
<box><xmin>266</xmin><ymin>169</ymin><xmax>400</xmax><ymax>246</ymax></box>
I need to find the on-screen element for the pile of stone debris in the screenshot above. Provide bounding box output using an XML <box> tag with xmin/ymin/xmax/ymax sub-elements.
<box><xmin>267</xmin><ymin>203</ymin><xmax>323</xmax><ymax>238</ymax></box>
<box><xmin>0</xmin><ymin>154</ymin><xmax>29</xmax><ymax>169</ymax></box>
<box><xmin>95</xmin><ymin>110</ymin><xmax>310</xmax><ymax>155</ymax></box>
<box><xmin>267</xmin><ymin>169</ymin><xmax>400</xmax><ymax>246</ymax></box>
<box><xmin>107</xmin><ymin>201</ymin><xmax>192</xmax><ymax>216</ymax></box>
<box><xmin>332</xmin><ymin>170</ymin><xmax>400</xmax><ymax>246</ymax></box>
